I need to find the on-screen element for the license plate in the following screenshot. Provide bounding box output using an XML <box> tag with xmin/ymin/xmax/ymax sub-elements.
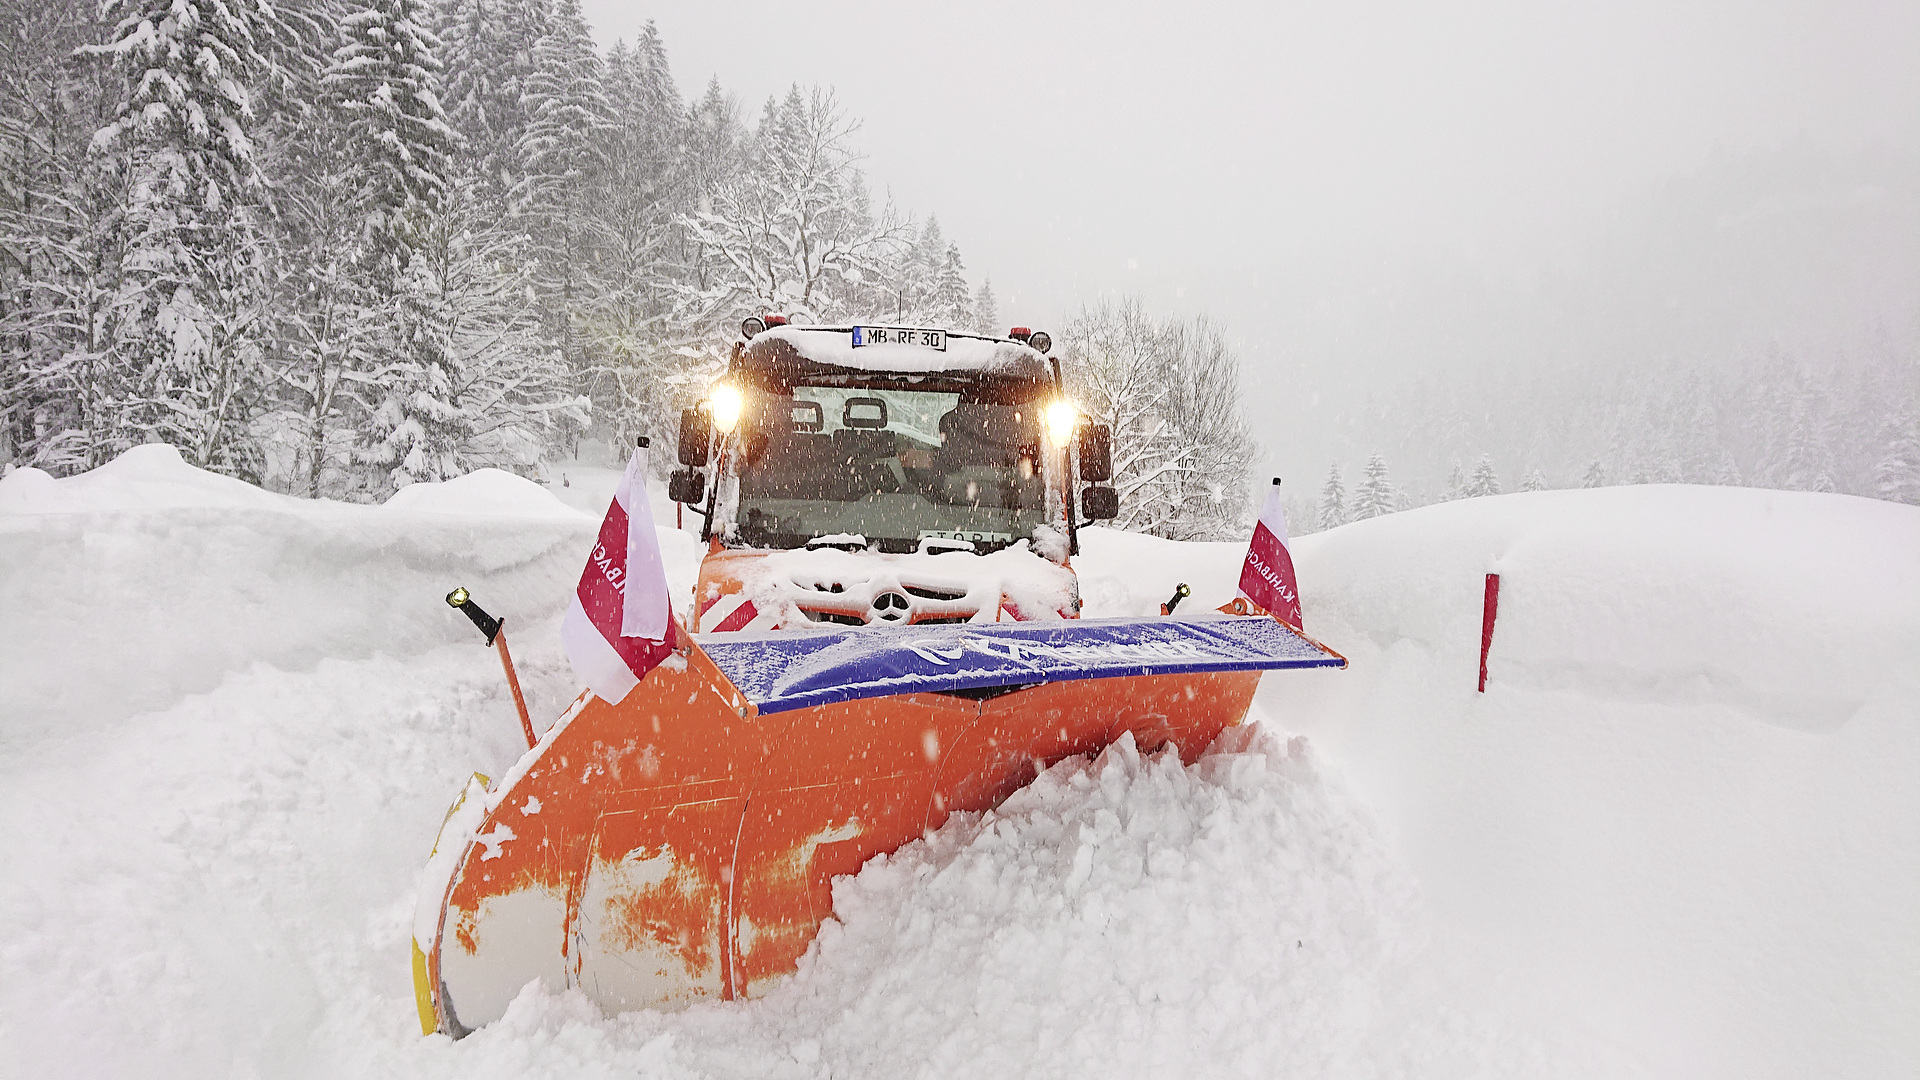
<box><xmin>920</xmin><ymin>530</ymin><xmax>1012</xmax><ymax>544</ymax></box>
<box><xmin>852</xmin><ymin>326</ymin><xmax>946</xmax><ymax>350</ymax></box>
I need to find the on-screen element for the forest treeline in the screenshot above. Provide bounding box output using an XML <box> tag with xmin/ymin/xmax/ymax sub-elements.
<box><xmin>0</xmin><ymin>0</ymin><xmax>1002</xmax><ymax>497</ymax></box>
<box><xmin>6</xmin><ymin>0</ymin><xmax>1908</xmax><ymax>530</ymax></box>
<box><xmin>1299</xmin><ymin>342</ymin><xmax>1920</xmax><ymax>531</ymax></box>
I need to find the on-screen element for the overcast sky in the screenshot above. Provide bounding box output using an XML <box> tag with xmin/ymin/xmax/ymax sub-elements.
<box><xmin>582</xmin><ymin>0</ymin><xmax>1920</xmax><ymax>481</ymax></box>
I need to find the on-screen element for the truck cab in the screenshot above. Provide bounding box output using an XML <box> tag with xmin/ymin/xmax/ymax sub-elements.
<box><xmin>670</xmin><ymin>319</ymin><xmax>1117</xmax><ymax>632</ymax></box>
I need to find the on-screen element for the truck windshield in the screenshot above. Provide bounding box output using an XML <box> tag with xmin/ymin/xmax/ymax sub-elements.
<box><xmin>734</xmin><ymin>381</ymin><xmax>1050</xmax><ymax>553</ymax></box>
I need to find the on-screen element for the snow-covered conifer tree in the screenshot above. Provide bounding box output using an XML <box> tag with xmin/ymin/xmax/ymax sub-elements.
<box><xmin>1583</xmin><ymin>460</ymin><xmax>1607</xmax><ymax>487</ymax></box>
<box><xmin>1783</xmin><ymin>393</ymin><xmax>1837</xmax><ymax>492</ymax></box>
<box><xmin>1318</xmin><ymin>464</ymin><xmax>1348</xmax><ymax>530</ymax></box>
<box><xmin>434</xmin><ymin>0</ymin><xmax>547</xmax><ymax>213</ymax></box>
<box><xmin>1521</xmin><ymin>469</ymin><xmax>1546</xmax><ymax>492</ymax></box>
<box><xmin>326</xmin><ymin>0</ymin><xmax>456</xmax><ymax>283</ymax></box>
<box><xmin>359</xmin><ymin>180</ymin><xmax>587</xmax><ymax>490</ymax></box>
<box><xmin>513</xmin><ymin>0</ymin><xmax>612</xmax><ymax>375</ymax></box>
<box><xmin>971</xmin><ymin>279</ymin><xmax>999</xmax><ymax>335</ymax></box>
<box><xmin>1874</xmin><ymin>413</ymin><xmax>1920</xmax><ymax>505</ymax></box>
<box><xmin>584</xmin><ymin>25</ymin><xmax>696</xmax><ymax>448</ymax></box>
<box><xmin>87</xmin><ymin>0</ymin><xmax>297</xmax><ymax>477</ymax></box>
<box><xmin>1350</xmin><ymin>453</ymin><xmax>1394</xmax><ymax>519</ymax></box>
<box><xmin>1711</xmin><ymin>449</ymin><xmax>1742</xmax><ymax>486</ymax></box>
<box><xmin>683</xmin><ymin>77</ymin><xmax>739</xmax><ymax>210</ymax></box>
<box><xmin>321</xmin><ymin>0</ymin><xmax>476</xmax><ymax>494</ymax></box>
<box><xmin>930</xmin><ymin>243</ymin><xmax>973</xmax><ymax>329</ymax></box>
<box><xmin>1467</xmin><ymin>454</ymin><xmax>1500</xmax><ymax>497</ymax></box>
<box><xmin>890</xmin><ymin>217</ymin><xmax>944</xmax><ymax>320</ymax></box>
<box><xmin>1442</xmin><ymin>459</ymin><xmax>1467</xmax><ymax>500</ymax></box>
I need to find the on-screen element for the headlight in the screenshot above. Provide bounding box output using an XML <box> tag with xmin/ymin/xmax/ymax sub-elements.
<box><xmin>707</xmin><ymin>383</ymin><xmax>744</xmax><ymax>433</ymax></box>
<box><xmin>1044</xmin><ymin>399</ymin><xmax>1079</xmax><ymax>446</ymax></box>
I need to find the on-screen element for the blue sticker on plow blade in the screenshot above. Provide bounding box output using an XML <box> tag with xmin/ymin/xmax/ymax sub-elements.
<box><xmin>695</xmin><ymin>615</ymin><xmax>1345</xmax><ymax>714</ymax></box>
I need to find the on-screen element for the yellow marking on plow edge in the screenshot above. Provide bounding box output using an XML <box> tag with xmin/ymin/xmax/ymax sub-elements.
<box><xmin>412</xmin><ymin>940</ymin><xmax>437</xmax><ymax>1035</ymax></box>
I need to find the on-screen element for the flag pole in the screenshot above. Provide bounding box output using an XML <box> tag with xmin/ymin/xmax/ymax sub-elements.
<box><xmin>492</xmin><ymin>628</ymin><xmax>537</xmax><ymax>748</ymax></box>
<box><xmin>446</xmin><ymin>588</ymin><xmax>538</xmax><ymax>748</ymax></box>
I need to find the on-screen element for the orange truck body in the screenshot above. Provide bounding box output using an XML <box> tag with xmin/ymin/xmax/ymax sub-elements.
<box><xmin>412</xmin><ymin>323</ymin><xmax>1344</xmax><ymax>1035</ymax></box>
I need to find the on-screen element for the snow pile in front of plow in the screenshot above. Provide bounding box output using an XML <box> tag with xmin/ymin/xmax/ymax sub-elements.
<box><xmin>432</xmin><ymin>725</ymin><xmax>1442</xmax><ymax>1080</ymax></box>
<box><xmin>739</xmin><ymin>727</ymin><xmax>1415</xmax><ymax>1078</ymax></box>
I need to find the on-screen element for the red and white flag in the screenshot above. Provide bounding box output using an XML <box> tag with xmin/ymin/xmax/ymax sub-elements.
<box><xmin>561</xmin><ymin>445</ymin><xmax>676</xmax><ymax>704</ymax></box>
<box><xmin>1236</xmin><ymin>479</ymin><xmax>1303</xmax><ymax>630</ymax></box>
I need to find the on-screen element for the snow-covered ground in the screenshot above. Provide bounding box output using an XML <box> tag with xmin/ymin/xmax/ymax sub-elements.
<box><xmin>1</xmin><ymin>448</ymin><xmax>1914</xmax><ymax>1078</ymax></box>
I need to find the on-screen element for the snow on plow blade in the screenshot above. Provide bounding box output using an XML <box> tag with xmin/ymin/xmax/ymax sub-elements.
<box><xmin>415</xmin><ymin>615</ymin><xmax>1344</xmax><ymax>1035</ymax></box>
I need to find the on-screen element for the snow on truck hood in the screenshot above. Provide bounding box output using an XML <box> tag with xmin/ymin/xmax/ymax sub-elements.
<box><xmin>746</xmin><ymin>325</ymin><xmax>1052</xmax><ymax>379</ymax></box>
<box><xmin>709</xmin><ymin>542</ymin><xmax>1079</xmax><ymax>626</ymax></box>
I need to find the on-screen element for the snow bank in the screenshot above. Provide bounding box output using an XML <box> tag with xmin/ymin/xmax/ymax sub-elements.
<box><xmin>1276</xmin><ymin>486</ymin><xmax>1920</xmax><ymax>1078</ymax></box>
<box><xmin>0</xmin><ymin>447</ymin><xmax>700</xmax><ymax>736</ymax></box>
<box><xmin>2</xmin><ymin>451</ymin><xmax>1914</xmax><ymax>1079</ymax></box>
<box><xmin>0</xmin><ymin>444</ymin><xmax>287</xmax><ymax>513</ymax></box>
<box><xmin>1074</xmin><ymin>525</ymin><xmax>1249</xmax><ymax>618</ymax></box>
<box><xmin>381</xmin><ymin>469</ymin><xmax>585</xmax><ymax>519</ymax></box>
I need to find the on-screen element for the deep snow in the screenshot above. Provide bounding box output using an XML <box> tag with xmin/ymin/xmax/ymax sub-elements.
<box><xmin>0</xmin><ymin>448</ymin><xmax>1914</xmax><ymax>1078</ymax></box>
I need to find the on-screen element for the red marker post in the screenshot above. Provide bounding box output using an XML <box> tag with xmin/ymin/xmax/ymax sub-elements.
<box><xmin>1478</xmin><ymin>573</ymin><xmax>1501</xmax><ymax>692</ymax></box>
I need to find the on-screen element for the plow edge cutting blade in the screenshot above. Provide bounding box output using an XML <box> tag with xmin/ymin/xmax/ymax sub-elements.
<box><xmin>415</xmin><ymin>614</ymin><xmax>1344</xmax><ymax>1034</ymax></box>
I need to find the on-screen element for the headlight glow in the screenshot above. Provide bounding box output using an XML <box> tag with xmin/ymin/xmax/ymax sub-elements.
<box><xmin>707</xmin><ymin>383</ymin><xmax>744</xmax><ymax>433</ymax></box>
<box><xmin>1044</xmin><ymin>399</ymin><xmax>1079</xmax><ymax>447</ymax></box>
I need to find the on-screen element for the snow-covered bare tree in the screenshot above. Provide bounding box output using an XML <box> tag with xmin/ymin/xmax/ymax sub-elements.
<box><xmin>0</xmin><ymin>0</ymin><xmax>119</xmax><ymax>471</ymax></box>
<box><xmin>261</xmin><ymin>37</ymin><xmax>360</xmax><ymax>495</ymax></box>
<box><xmin>677</xmin><ymin>86</ymin><xmax>907</xmax><ymax>329</ymax></box>
<box><xmin>1060</xmin><ymin>298</ymin><xmax>1256</xmax><ymax>539</ymax></box>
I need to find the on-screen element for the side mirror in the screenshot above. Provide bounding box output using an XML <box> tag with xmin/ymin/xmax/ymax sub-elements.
<box><xmin>678</xmin><ymin>407</ymin><xmax>711</xmax><ymax>467</ymax></box>
<box><xmin>1080</xmin><ymin>485</ymin><xmax>1118</xmax><ymax>520</ymax></box>
<box><xmin>668</xmin><ymin>468</ymin><xmax>706</xmax><ymax>505</ymax></box>
<box><xmin>1078</xmin><ymin>423</ymin><xmax>1112</xmax><ymax>482</ymax></box>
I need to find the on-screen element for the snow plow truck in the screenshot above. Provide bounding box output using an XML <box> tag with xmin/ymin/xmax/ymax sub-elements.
<box><xmin>413</xmin><ymin>318</ymin><xmax>1346</xmax><ymax>1036</ymax></box>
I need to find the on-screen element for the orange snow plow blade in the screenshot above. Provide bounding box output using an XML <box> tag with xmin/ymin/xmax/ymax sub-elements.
<box><xmin>415</xmin><ymin>613</ymin><xmax>1343</xmax><ymax>1034</ymax></box>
